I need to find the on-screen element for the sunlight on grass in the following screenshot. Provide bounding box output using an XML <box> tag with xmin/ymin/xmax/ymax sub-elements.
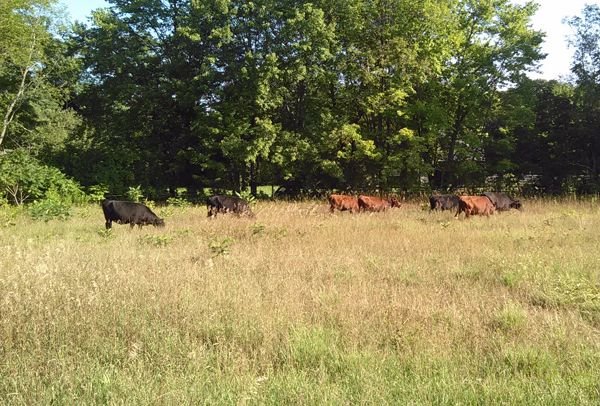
<box><xmin>0</xmin><ymin>199</ymin><xmax>599</xmax><ymax>403</ymax></box>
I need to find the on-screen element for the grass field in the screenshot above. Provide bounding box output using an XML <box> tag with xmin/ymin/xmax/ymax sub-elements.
<box><xmin>1</xmin><ymin>199</ymin><xmax>599</xmax><ymax>404</ymax></box>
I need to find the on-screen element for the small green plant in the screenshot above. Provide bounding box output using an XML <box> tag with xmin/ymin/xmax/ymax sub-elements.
<box><xmin>126</xmin><ymin>185</ymin><xmax>144</xmax><ymax>202</ymax></box>
<box><xmin>500</xmin><ymin>271</ymin><xmax>521</xmax><ymax>288</ymax></box>
<box><xmin>166</xmin><ymin>196</ymin><xmax>189</xmax><ymax>207</ymax></box>
<box><xmin>166</xmin><ymin>188</ymin><xmax>191</xmax><ymax>207</ymax></box>
<box><xmin>0</xmin><ymin>204</ymin><xmax>19</xmax><ymax>227</ymax></box>
<box><xmin>251</xmin><ymin>223</ymin><xmax>266</xmax><ymax>235</ymax></box>
<box><xmin>87</xmin><ymin>185</ymin><xmax>109</xmax><ymax>203</ymax></box>
<box><xmin>97</xmin><ymin>228</ymin><xmax>114</xmax><ymax>240</ymax></box>
<box><xmin>28</xmin><ymin>190</ymin><xmax>71</xmax><ymax>221</ymax></box>
<box><xmin>236</xmin><ymin>190</ymin><xmax>256</xmax><ymax>205</ymax></box>
<box><xmin>209</xmin><ymin>237</ymin><xmax>234</xmax><ymax>257</ymax></box>
<box><xmin>138</xmin><ymin>234</ymin><xmax>172</xmax><ymax>247</ymax></box>
<box><xmin>493</xmin><ymin>302</ymin><xmax>527</xmax><ymax>333</ymax></box>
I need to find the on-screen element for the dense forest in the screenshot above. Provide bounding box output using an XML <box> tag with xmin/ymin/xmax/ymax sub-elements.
<box><xmin>2</xmin><ymin>0</ymin><xmax>600</xmax><ymax>204</ymax></box>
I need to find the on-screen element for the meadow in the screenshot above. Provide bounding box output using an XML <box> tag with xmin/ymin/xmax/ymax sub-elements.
<box><xmin>0</xmin><ymin>198</ymin><xmax>599</xmax><ymax>404</ymax></box>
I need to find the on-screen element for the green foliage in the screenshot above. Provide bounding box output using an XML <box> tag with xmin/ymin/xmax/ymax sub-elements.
<box><xmin>492</xmin><ymin>302</ymin><xmax>527</xmax><ymax>334</ymax></box>
<box><xmin>0</xmin><ymin>149</ymin><xmax>85</xmax><ymax>205</ymax></box>
<box><xmin>0</xmin><ymin>202</ymin><xmax>20</xmax><ymax>227</ymax></box>
<box><xmin>138</xmin><ymin>234</ymin><xmax>172</xmax><ymax>247</ymax></box>
<box><xmin>28</xmin><ymin>190</ymin><xmax>71</xmax><ymax>221</ymax></box>
<box><xmin>96</xmin><ymin>228</ymin><xmax>113</xmax><ymax>240</ymax></box>
<box><xmin>5</xmin><ymin>0</ymin><xmax>597</xmax><ymax>195</ymax></box>
<box><xmin>288</xmin><ymin>327</ymin><xmax>343</xmax><ymax>373</ymax></box>
<box><xmin>166</xmin><ymin>188</ymin><xmax>191</xmax><ymax>207</ymax></box>
<box><xmin>86</xmin><ymin>185</ymin><xmax>108</xmax><ymax>203</ymax></box>
<box><xmin>126</xmin><ymin>186</ymin><xmax>144</xmax><ymax>203</ymax></box>
<box><xmin>251</xmin><ymin>222</ymin><xmax>266</xmax><ymax>236</ymax></box>
<box><xmin>0</xmin><ymin>0</ymin><xmax>80</xmax><ymax>153</ymax></box>
<box><xmin>235</xmin><ymin>190</ymin><xmax>256</xmax><ymax>205</ymax></box>
<box><xmin>209</xmin><ymin>237</ymin><xmax>234</xmax><ymax>257</ymax></box>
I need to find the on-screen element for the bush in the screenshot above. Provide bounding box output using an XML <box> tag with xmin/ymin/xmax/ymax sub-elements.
<box><xmin>126</xmin><ymin>185</ymin><xmax>144</xmax><ymax>202</ymax></box>
<box><xmin>28</xmin><ymin>190</ymin><xmax>71</xmax><ymax>221</ymax></box>
<box><xmin>166</xmin><ymin>188</ymin><xmax>191</xmax><ymax>207</ymax></box>
<box><xmin>87</xmin><ymin>184</ymin><xmax>109</xmax><ymax>203</ymax></box>
<box><xmin>0</xmin><ymin>149</ymin><xmax>86</xmax><ymax>205</ymax></box>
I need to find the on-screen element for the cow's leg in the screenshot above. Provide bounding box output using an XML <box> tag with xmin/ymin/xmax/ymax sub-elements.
<box><xmin>105</xmin><ymin>220</ymin><xmax>112</xmax><ymax>229</ymax></box>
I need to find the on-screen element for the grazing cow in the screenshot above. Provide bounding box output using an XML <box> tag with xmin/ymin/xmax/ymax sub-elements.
<box><xmin>482</xmin><ymin>192</ymin><xmax>522</xmax><ymax>211</ymax></box>
<box><xmin>358</xmin><ymin>195</ymin><xmax>402</xmax><ymax>212</ymax></box>
<box><xmin>429</xmin><ymin>194</ymin><xmax>460</xmax><ymax>211</ymax></box>
<box><xmin>455</xmin><ymin>195</ymin><xmax>495</xmax><ymax>218</ymax></box>
<box><xmin>101</xmin><ymin>199</ymin><xmax>165</xmax><ymax>229</ymax></box>
<box><xmin>207</xmin><ymin>195</ymin><xmax>254</xmax><ymax>218</ymax></box>
<box><xmin>328</xmin><ymin>194</ymin><xmax>359</xmax><ymax>213</ymax></box>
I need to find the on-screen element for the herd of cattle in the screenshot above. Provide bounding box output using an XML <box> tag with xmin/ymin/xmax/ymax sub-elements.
<box><xmin>328</xmin><ymin>191</ymin><xmax>521</xmax><ymax>217</ymax></box>
<box><xmin>100</xmin><ymin>191</ymin><xmax>521</xmax><ymax>229</ymax></box>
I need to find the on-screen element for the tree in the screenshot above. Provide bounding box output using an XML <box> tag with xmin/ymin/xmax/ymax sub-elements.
<box><xmin>566</xmin><ymin>5</ymin><xmax>600</xmax><ymax>191</ymax></box>
<box><xmin>0</xmin><ymin>0</ymin><xmax>78</xmax><ymax>153</ymax></box>
<box><xmin>427</xmin><ymin>0</ymin><xmax>544</xmax><ymax>189</ymax></box>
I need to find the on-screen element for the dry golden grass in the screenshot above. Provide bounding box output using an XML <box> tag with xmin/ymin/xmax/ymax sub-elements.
<box><xmin>1</xmin><ymin>198</ymin><xmax>599</xmax><ymax>403</ymax></box>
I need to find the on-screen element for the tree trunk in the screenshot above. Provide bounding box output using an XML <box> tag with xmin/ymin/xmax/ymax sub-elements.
<box><xmin>1</xmin><ymin>66</ymin><xmax>30</xmax><ymax>149</ymax></box>
<box><xmin>250</xmin><ymin>161</ymin><xmax>258</xmax><ymax>196</ymax></box>
<box><xmin>0</xmin><ymin>31</ymin><xmax>36</xmax><ymax>149</ymax></box>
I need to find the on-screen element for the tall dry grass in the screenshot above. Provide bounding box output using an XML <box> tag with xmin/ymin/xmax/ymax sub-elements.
<box><xmin>0</xmin><ymin>199</ymin><xmax>599</xmax><ymax>404</ymax></box>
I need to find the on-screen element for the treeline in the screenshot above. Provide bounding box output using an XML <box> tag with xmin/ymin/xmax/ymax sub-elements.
<box><xmin>1</xmin><ymin>0</ymin><xmax>600</xmax><ymax>203</ymax></box>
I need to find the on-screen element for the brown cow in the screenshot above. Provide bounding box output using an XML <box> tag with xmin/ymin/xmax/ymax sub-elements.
<box><xmin>328</xmin><ymin>194</ymin><xmax>359</xmax><ymax>213</ymax></box>
<box><xmin>455</xmin><ymin>195</ymin><xmax>495</xmax><ymax>218</ymax></box>
<box><xmin>358</xmin><ymin>195</ymin><xmax>402</xmax><ymax>212</ymax></box>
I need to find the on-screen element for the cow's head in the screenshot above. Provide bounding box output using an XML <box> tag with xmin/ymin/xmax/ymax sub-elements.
<box><xmin>154</xmin><ymin>218</ymin><xmax>165</xmax><ymax>227</ymax></box>
<box><xmin>510</xmin><ymin>200</ymin><xmax>522</xmax><ymax>210</ymax></box>
<box><xmin>388</xmin><ymin>197</ymin><xmax>402</xmax><ymax>208</ymax></box>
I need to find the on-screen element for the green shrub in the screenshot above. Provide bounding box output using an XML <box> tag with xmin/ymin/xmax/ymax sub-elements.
<box><xmin>126</xmin><ymin>185</ymin><xmax>144</xmax><ymax>202</ymax></box>
<box><xmin>28</xmin><ymin>190</ymin><xmax>71</xmax><ymax>221</ymax></box>
<box><xmin>166</xmin><ymin>188</ymin><xmax>191</xmax><ymax>207</ymax></box>
<box><xmin>87</xmin><ymin>185</ymin><xmax>109</xmax><ymax>203</ymax></box>
<box><xmin>0</xmin><ymin>149</ymin><xmax>85</xmax><ymax>205</ymax></box>
<box><xmin>236</xmin><ymin>190</ymin><xmax>256</xmax><ymax>205</ymax></box>
<box><xmin>209</xmin><ymin>237</ymin><xmax>234</xmax><ymax>257</ymax></box>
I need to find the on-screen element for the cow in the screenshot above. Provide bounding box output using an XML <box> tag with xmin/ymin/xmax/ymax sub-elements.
<box><xmin>455</xmin><ymin>195</ymin><xmax>495</xmax><ymax>218</ymax></box>
<box><xmin>328</xmin><ymin>194</ymin><xmax>359</xmax><ymax>213</ymax></box>
<box><xmin>358</xmin><ymin>195</ymin><xmax>402</xmax><ymax>212</ymax></box>
<box><xmin>206</xmin><ymin>195</ymin><xmax>254</xmax><ymax>218</ymax></box>
<box><xmin>101</xmin><ymin>199</ymin><xmax>165</xmax><ymax>229</ymax></box>
<box><xmin>429</xmin><ymin>194</ymin><xmax>460</xmax><ymax>211</ymax></box>
<box><xmin>482</xmin><ymin>192</ymin><xmax>522</xmax><ymax>211</ymax></box>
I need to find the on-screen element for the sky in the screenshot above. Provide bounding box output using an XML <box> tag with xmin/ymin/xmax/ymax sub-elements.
<box><xmin>59</xmin><ymin>0</ymin><xmax>600</xmax><ymax>80</ymax></box>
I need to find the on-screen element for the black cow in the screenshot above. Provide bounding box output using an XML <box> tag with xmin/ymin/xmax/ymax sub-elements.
<box><xmin>429</xmin><ymin>194</ymin><xmax>460</xmax><ymax>211</ymax></box>
<box><xmin>101</xmin><ymin>199</ymin><xmax>165</xmax><ymax>229</ymax></box>
<box><xmin>482</xmin><ymin>192</ymin><xmax>522</xmax><ymax>211</ymax></box>
<box><xmin>207</xmin><ymin>195</ymin><xmax>254</xmax><ymax>218</ymax></box>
